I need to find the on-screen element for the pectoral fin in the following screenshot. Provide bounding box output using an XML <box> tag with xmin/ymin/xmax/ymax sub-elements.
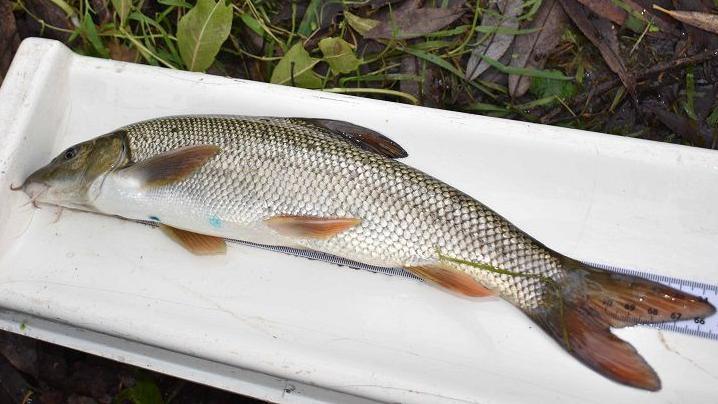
<box><xmin>122</xmin><ymin>145</ymin><xmax>220</xmax><ymax>188</ymax></box>
<box><xmin>404</xmin><ymin>264</ymin><xmax>495</xmax><ymax>297</ymax></box>
<box><xmin>160</xmin><ymin>224</ymin><xmax>227</xmax><ymax>255</ymax></box>
<box><xmin>264</xmin><ymin>215</ymin><xmax>361</xmax><ymax>239</ymax></box>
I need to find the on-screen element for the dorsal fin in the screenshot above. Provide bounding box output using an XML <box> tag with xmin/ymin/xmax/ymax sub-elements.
<box><xmin>292</xmin><ymin>118</ymin><xmax>408</xmax><ymax>158</ymax></box>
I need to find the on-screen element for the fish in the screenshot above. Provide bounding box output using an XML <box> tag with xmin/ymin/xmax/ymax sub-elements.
<box><xmin>15</xmin><ymin>115</ymin><xmax>716</xmax><ymax>391</ymax></box>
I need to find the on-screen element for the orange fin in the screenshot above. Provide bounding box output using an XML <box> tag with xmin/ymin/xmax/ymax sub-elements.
<box><xmin>405</xmin><ymin>264</ymin><xmax>494</xmax><ymax>297</ymax></box>
<box><xmin>160</xmin><ymin>225</ymin><xmax>227</xmax><ymax>255</ymax></box>
<box><xmin>123</xmin><ymin>145</ymin><xmax>220</xmax><ymax>188</ymax></box>
<box><xmin>264</xmin><ymin>215</ymin><xmax>361</xmax><ymax>239</ymax></box>
<box><xmin>531</xmin><ymin>260</ymin><xmax>716</xmax><ymax>391</ymax></box>
<box><xmin>296</xmin><ymin>118</ymin><xmax>408</xmax><ymax>158</ymax></box>
<box><xmin>536</xmin><ymin>304</ymin><xmax>662</xmax><ymax>391</ymax></box>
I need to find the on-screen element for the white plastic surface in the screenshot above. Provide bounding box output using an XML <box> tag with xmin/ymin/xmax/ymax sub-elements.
<box><xmin>1</xmin><ymin>39</ymin><xmax>717</xmax><ymax>404</ymax></box>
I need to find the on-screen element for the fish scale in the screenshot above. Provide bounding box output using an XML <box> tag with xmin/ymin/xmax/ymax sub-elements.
<box><xmin>117</xmin><ymin>115</ymin><xmax>562</xmax><ymax>310</ymax></box>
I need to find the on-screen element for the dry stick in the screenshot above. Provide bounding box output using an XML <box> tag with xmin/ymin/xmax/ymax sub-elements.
<box><xmin>541</xmin><ymin>48</ymin><xmax>718</xmax><ymax>124</ymax></box>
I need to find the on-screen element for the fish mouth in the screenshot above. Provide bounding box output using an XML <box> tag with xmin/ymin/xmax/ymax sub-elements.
<box><xmin>21</xmin><ymin>180</ymin><xmax>49</xmax><ymax>207</ymax></box>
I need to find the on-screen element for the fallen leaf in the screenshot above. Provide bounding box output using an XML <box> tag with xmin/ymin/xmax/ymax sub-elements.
<box><xmin>108</xmin><ymin>41</ymin><xmax>138</xmax><ymax>62</ymax></box>
<box><xmin>0</xmin><ymin>333</ymin><xmax>38</xmax><ymax>378</ymax></box>
<box><xmin>319</xmin><ymin>37</ymin><xmax>362</xmax><ymax>74</ymax></box>
<box><xmin>360</xmin><ymin>0</ymin><xmax>404</xmax><ymax>9</ymax></box>
<box><xmin>344</xmin><ymin>11</ymin><xmax>380</xmax><ymax>36</ymax></box>
<box><xmin>575</xmin><ymin>0</ymin><xmax>626</xmax><ymax>25</ymax></box>
<box><xmin>622</xmin><ymin>0</ymin><xmax>680</xmax><ymax>35</ymax></box>
<box><xmin>23</xmin><ymin>0</ymin><xmax>75</xmax><ymax>42</ymax></box>
<box><xmin>509</xmin><ymin>0</ymin><xmax>568</xmax><ymax>97</ymax></box>
<box><xmin>0</xmin><ymin>0</ymin><xmax>21</xmax><ymax>83</ymax></box>
<box><xmin>177</xmin><ymin>0</ymin><xmax>233</xmax><ymax>72</ymax></box>
<box><xmin>558</xmin><ymin>0</ymin><xmax>634</xmax><ymax>92</ymax></box>
<box><xmin>466</xmin><ymin>0</ymin><xmax>522</xmax><ymax>80</ymax></box>
<box><xmin>364</xmin><ymin>0</ymin><xmax>465</xmax><ymax>40</ymax></box>
<box><xmin>0</xmin><ymin>354</ymin><xmax>33</xmax><ymax>402</ymax></box>
<box><xmin>653</xmin><ymin>5</ymin><xmax>718</xmax><ymax>34</ymax></box>
<box><xmin>270</xmin><ymin>42</ymin><xmax>323</xmax><ymax>88</ymax></box>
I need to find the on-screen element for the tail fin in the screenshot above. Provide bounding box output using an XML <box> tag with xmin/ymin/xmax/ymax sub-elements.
<box><xmin>531</xmin><ymin>259</ymin><xmax>716</xmax><ymax>391</ymax></box>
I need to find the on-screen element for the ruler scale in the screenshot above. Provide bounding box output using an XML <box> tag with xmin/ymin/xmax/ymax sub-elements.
<box><xmin>137</xmin><ymin>220</ymin><xmax>718</xmax><ymax>340</ymax></box>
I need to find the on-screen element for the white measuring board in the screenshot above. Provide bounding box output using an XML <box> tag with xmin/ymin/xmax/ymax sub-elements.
<box><xmin>2</xmin><ymin>38</ymin><xmax>718</xmax><ymax>404</ymax></box>
<box><xmin>206</xmin><ymin>229</ymin><xmax>718</xmax><ymax>342</ymax></box>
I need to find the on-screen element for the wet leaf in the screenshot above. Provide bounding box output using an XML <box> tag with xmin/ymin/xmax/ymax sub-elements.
<box><xmin>466</xmin><ymin>0</ymin><xmax>522</xmax><ymax>80</ymax></box>
<box><xmin>653</xmin><ymin>5</ymin><xmax>718</xmax><ymax>34</ymax></box>
<box><xmin>0</xmin><ymin>0</ymin><xmax>20</xmax><ymax>83</ymax></box>
<box><xmin>344</xmin><ymin>11</ymin><xmax>380</xmax><ymax>36</ymax></box>
<box><xmin>108</xmin><ymin>41</ymin><xmax>138</xmax><ymax>62</ymax></box>
<box><xmin>364</xmin><ymin>0</ymin><xmax>465</xmax><ymax>40</ymax></box>
<box><xmin>509</xmin><ymin>0</ymin><xmax>568</xmax><ymax>97</ymax></box>
<box><xmin>319</xmin><ymin>37</ymin><xmax>361</xmax><ymax>74</ymax></box>
<box><xmin>270</xmin><ymin>42</ymin><xmax>322</xmax><ymax>88</ymax></box>
<box><xmin>23</xmin><ymin>0</ymin><xmax>75</xmax><ymax>42</ymax></box>
<box><xmin>110</xmin><ymin>0</ymin><xmax>132</xmax><ymax>26</ymax></box>
<box><xmin>177</xmin><ymin>0</ymin><xmax>233</xmax><ymax>72</ymax></box>
<box><xmin>558</xmin><ymin>0</ymin><xmax>634</xmax><ymax>92</ymax></box>
<box><xmin>575</xmin><ymin>0</ymin><xmax>626</xmax><ymax>25</ymax></box>
<box><xmin>0</xmin><ymin>333</ymin><xmax>38</xmax><ymax>378</ymax></box>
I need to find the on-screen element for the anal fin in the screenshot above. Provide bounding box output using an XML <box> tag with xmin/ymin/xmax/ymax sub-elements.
<box><xmin>160</xmin><ymin>224</ymin><xmax>227</xmax><ymax>255</ymax></box>
<box><xmin>405</xmin><ymin>264</ymin><xmax>494</xmax><ymax>297</ymax></box>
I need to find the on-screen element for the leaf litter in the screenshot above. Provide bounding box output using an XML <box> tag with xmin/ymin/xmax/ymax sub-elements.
<box><xmin>4</xmin><ymin>0</ymin><xmax>718</xmax><ymax>153</ymax></box>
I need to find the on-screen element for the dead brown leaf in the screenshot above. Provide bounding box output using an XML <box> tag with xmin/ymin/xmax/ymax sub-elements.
<box><xmin>364</xmin><ymin>0</ymin><xmax>465</xmax><ymax>40</ymax></box>
<box><xmin>23</xmin><ymin>0</ymin><xmax>75</xmax><ymax>42</ymax></box>
<box><xmin>654</xmin><ymin>5</ymin><xmax>718</xmax><ymax>34</ymax></box>
<box><xmin>576</xmin><ymin>0</ymin><xmax>626</xmax><ymax>25</ymax></box>
<box><xmin>107</xmin><ymin>41</ymin><xmax>138</xmax><ymax>62</ymax></box>
<box><xmin>559</xmin><ymin>0</ymin><xmax>635</xmax><ymax>92</ymax></box>
<box><xmin>0</xmin><ymin>0</ymin><xmax>21</xmax><ymax>84</ymax></box>
<box><xmin>509</xmin><ymin>0</ymin><xmax>568</xmax><ymax>97</ymax></box>
<box><xmin>466</xmin><ymin>0</ymin><xmax>522</xmax><ymax>80</ymax></box>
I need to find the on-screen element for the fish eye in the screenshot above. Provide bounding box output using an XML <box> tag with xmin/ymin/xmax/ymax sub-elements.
<box><xmin>63</xmin><ymin>147</ymin><xmax>77</xmax><ymax>160</ymax></box>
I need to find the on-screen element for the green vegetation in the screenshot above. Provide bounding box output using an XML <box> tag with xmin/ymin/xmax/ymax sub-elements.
<box><xmin>8</xmin><ymin>0</ymin><xmax>718</xmax><ymax>147</ymax></box>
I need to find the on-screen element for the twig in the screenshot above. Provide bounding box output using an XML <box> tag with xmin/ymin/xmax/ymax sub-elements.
<box><xmin>542</xmin><ymin>48</ymin><xmax>718</xmax><ymax>124</ymax></box>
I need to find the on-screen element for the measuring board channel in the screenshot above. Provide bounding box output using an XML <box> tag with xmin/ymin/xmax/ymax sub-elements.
<box><xmin>137</xmin><ymin>220</ymin><xmax>718</xmax><ymax>340</ymax></box>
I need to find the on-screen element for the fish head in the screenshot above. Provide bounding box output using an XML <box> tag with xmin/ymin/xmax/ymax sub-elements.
<box><xmin>18</xmin><ymin>131</ymin><xmax>129</xmax><ymax>210</ymax></box>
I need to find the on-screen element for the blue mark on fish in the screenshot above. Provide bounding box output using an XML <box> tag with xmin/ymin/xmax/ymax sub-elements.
<box><xmin>209</xmin><ymin>215</ymin><xmax>222</xmax><ymax>229</ymax></box>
